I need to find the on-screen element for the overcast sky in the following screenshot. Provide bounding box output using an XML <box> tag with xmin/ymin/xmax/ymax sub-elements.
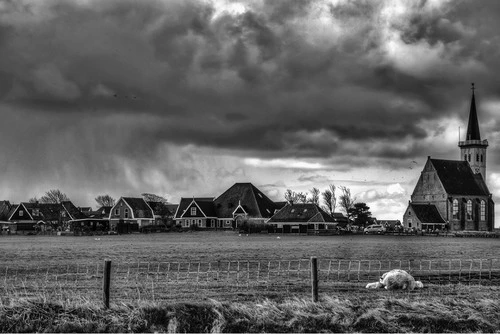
<box><xmin>1</xmin><ymin>0</ymin><xmax>499</xmax><ymax>224</ymax></box>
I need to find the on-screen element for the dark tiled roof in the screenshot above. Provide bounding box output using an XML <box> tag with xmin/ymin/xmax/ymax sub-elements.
<box><xmin>410</xmin><ymin>204</ymin><xmax>446</xmax><ymax>224</ymax></box>
<box><xmin>122</xmin><ymin>197</ymin><xmax>153</xmax><ymax>218</ymax></box>
<box><xmin>23</xmin><ymin>203</ymin><xmax>62</xmax><ymax>221</ymax></box>
<box><xmin>175</xmin><ymin>198</ymin><xmax>216</xmax><ymax>218</ymax></box>
<box><xmin>431</xmin><ymin>159</ymin><xmax>489</xmax><ymax>196</ymax></box>
<box><xmin>268</xmin><ymin>203</ymin><xmax>336</xmax><ymax>223</ymax></box>
<box><xmin>0</xmin><ymin>201</ymin><xmax>12</xmax><ymax>220</ymax></box>
<box><xmin>214</xmin><ymin>183</ymin><xmax>278</xmax><ymax>218</ymax></box>
<box><xmin>61</xmin><ymin>201</ymin><xmax>87</xmax><ymax>220</ymax></box>
<box><xmin>166</xmin><ymin>204</ymin><xmax>178</xmax><ymax>215</ymax></box>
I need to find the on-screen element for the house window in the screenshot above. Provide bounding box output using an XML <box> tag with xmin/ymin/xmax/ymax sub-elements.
<box><xmin>32</xmin><ymin>209</ymin><xmax>39</xmax><ymax>216</ymax></box>
<box><xmin>19</xmin><ymin>210</ymin><xmax>23</xmax><ymax>217</ymax></box>
<box><xmin>115</xmin><ymin>208</ymin><xmax>119</xmax><ymax>215</ymax></box>
<box><xmin>452</xmin><ymin>199</ymin><xmax>458</xmax><ymax>219</ymax></box>
<box><xmin>407</xmin><ymin>219</ymin><xmax>412</xmax><ymax>228</ymax></box>
<box><xmin>466</xmin><ymin>200</ymin><xmax>472</xmax><ymax>220</ymax></box>
<box><xmin>61</xmin><ymin>211</ymin><xmax>66</xmax><ymax>218</ymax></box>
<box><xmin>314</xmin><ymin>223</ymin><xmax>319</xmax><ymax>230</ymax></box>
<box><xmin>198</xmin><ymin>220</ymin><xmax>202</xmax><ymax>227</ymax></box>
<box><xmin>124</xmin><ymin>208</ymin><xmax>129</xmax><ymax>218</ymax></box>
<box><xmin>191</xmin><ymin>207</ymin><xmax>197</xmax><ymax>216</ymax></box>
<box><xmin>480</xmin><ymin>200</ymin><xmax>486</xmax><ymax>221</ymax></box>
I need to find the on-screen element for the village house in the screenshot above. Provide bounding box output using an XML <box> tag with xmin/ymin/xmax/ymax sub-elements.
<box><xmin>174</xmin><ymin>197</ymin><xmax>218</xmax><ymax>228</ymax></box>
<box><xmin>68</xmin><ymin>206</ymin><xmax>111</xmax><ymax>233</ymax></box>
<box><xmin>403</xmin><ymin>85</ymin><xmax>495</xmax><ymax>232</ymax></box>
<box><xmin>267</xmin><ymin>203</ymin><xmax>339</xmax><ymax>234</ymax></box>
<box><xmin>109</xmin><ymin>197</ymin><xmax>155</xmax><ymax>233</ymax></box>
<box><xmin>214</xmin><ymin>183</ymin><xmax>282</xmax><ymax>229</ymax></box>
<box><xmin>8</xmin><ymin>201</ymin><xmax>87</xmax><ymax>232</ymax></box>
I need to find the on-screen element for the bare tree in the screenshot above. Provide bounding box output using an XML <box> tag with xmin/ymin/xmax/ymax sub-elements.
<box><xmin>39</xmin><ymin>189</ymin><xmax>70</xmax><ymax>204</ymax></box>
<box><xmin>284</xmin><ymin>189</ymin><xmax>297</xmax><ymax>204</ymax></box>
<box><xmin>322</xmin><ymin>184</ymin><xmax>336</xmax><ymax>215</ymax></box>
<box><xmin>95</xmin><ymin>195</ymin><xmax>116</xmax><ymax>208</ymax></box>
<box><xmin>29</xmin><ymin>197</ymin><xmax>38</xmax><ymax>203</ymax></box>
<box><xmin>339</xmin><ymin>186</ymin><xmax>355</xmax><ymax>220</ymax></box>
<box><xmin>142</xmin><ymin>193</ymin><xmax>168</xmax><ymax>203</ymax></box>
<box><xmin>296</xmin><ymin>192</ymin><xmax>308</xmax><ymax>204</ymax></box>
<box><xmin>309</xmin><ymin>187</ymin><xmax>320</xmax><ymax>205</ymax></box>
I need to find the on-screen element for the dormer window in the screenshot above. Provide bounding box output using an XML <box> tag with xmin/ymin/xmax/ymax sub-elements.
<box><xmin>32</xmin><ymin>209</ymin><xmax>39</xmax><ymax>216</ymax></box>
<box><xmin>19</xmin><ymin>210</ymin><xmax>23</xmax><ymax>217</ymax></box>
<box><xmin>191</xmin><ymin>207</ymin><xmax>197</xmax><ymax>215</ymax></box>
<box><xmin>124</xmin><ymin>208</ymin><xmax>129</xmax><ymax>218</ymax></box>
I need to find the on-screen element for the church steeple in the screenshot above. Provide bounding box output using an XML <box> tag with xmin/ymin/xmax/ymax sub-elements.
<box><xmin>459</xmin><ymin>83</ymin><xmax>488</xmax><ymax>181</ymax></box>
<box><xmin>466</xmin><ymin>83</ymin><xmax>481</xmax><ymax>140</ymax></box>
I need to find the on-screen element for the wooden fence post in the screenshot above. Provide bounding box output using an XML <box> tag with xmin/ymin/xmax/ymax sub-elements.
<box><xmin>103</xmin><ymin>260</ymin><xmax>112</xmax><ymax>309</ymax></box>
<box><xmin>311</xmin><ymin>257</ymin><xmax>318</xmax><ymax>302</ymax></box>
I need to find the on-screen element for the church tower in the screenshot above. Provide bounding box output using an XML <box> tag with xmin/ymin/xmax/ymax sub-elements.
<box><xmin>458</xmin><ymin>83</ymin><xmax>488</xmax><ymax>181</ymax></box>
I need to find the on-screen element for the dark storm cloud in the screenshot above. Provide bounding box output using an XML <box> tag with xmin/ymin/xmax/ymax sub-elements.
<box><xmin>1</xmin><ymin>0</ymin><xmax>500</xmax><ymax>183</ymax></box>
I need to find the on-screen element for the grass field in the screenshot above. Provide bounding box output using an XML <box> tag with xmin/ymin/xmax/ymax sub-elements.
<box><xmin>1</xmin><ymin>232</ymin><xmax>500</xmax><ymax>332</ymax></box>
<box><xmin>2</xmin><ymin>231</ymin><xmax>500</xmax><ymax>266</ymax></box>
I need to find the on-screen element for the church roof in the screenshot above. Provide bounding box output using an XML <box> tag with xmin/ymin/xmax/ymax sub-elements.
<box><xmin>430</xmin><ymin>159</ymin><xmax>489</xmax><ymax>196</ymax></box>
<box><xmin>465</xmin><ymin>89</ymin><xmax>481</xmax><ymax>141</ymax></box>
<box><xmin>410</xmin><ymin>204</ymin><xmax>446</xmax><ymax>224</ymax></box>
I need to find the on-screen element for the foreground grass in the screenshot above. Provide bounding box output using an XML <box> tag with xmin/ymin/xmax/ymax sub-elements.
<box><xmin>1</xmin><ymin>295</ymin><xmax>499</xmax><ymax>333</ymax></box>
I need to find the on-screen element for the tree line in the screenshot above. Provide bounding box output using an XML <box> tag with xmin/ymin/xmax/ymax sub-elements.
<box><xmin>283</xmin><ymin>185</ymin><xmax>373</xmax><ymax>227</ymax></box>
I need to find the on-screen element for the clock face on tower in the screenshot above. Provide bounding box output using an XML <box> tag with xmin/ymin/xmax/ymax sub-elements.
<box><xmin>474</xmin><ymin>167</ymin><xmax>480</xmax><ymax>174</ymax></box>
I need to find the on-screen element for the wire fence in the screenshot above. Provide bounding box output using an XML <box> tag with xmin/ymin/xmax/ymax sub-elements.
<box><xmin>2</xmin><ymin>258</ymin><xmax>500</xmax><ymax>304</ymax></box>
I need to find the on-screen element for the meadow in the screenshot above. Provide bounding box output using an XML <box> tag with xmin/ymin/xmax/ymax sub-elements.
<box><xmin>1</xmin><ymin>232</ymin><xmax>500</xmax><ymax>332</ymax></box>
<box><xmin>2</xmin><ymin>231</ymin><xmax>499</xmax><ymax>266</ymax></box>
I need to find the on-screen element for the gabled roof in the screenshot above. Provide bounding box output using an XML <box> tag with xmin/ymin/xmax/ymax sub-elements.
<box><xmin>268</xmin><ymin>203</ymin><xmax>336</xmax><ymax>223</ymax></box>
<box><xmin>122</xmin><ymin>197</ymin><xmax>154</xmax><ymax>218</ymax></box>
<box><xmin>23</xmin><ymin>202</ymin><xmax>61</xmax><ymax>221</ymax></box>
<box><xmin>214</xmin><ymin>183</ymin><xmax>278</xmax><ymax>218</ymax></box>
<box><xmin>410</xmin><ymin>204</ymin><xmax>446</xmax><ymax>224</ymax></box>
<box><xmin>175</xmin><ymin>198</ymin><xmax>216</xmax><ymax>218</ymax></box>
<box><xmin>430</xmin><ymin>159</ymin><xmax>489</xmax><ymax>196</ymax></box>
<box><xmin>61</xmin><ymin>201</ymin><xmax>87</xmax><ymax>220</ymax></box>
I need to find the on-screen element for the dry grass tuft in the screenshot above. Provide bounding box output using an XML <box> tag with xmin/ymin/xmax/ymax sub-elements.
<box><xmin>0</xmin><ymin>294</ymin><xmax>499</xmax><ymax>333</ymax></box>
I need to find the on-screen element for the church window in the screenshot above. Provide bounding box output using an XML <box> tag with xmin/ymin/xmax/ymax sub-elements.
<box><xmin>476</xmin><ymin>154</ymin><xmax>479</xmax><ymax>162</ymax></box>
<box><xmin>468</xmin><ymin>154</ymin><xmax>471</xmax><ymax>162</ymax></box>
<box><xmin>481</xmin><ymin>154</ymin><xmax>483</xmax><ymax>162</ymax></box>
<box><xmin>466</xmin><ymin>200</ymin><xmax>472</xmax><ymax>220</ymax></box>
<box><xmin>464</xmin><ymin>154</ymin><xmax>467</xmax><ymax>161</ymax></box>
<box><xmin>452</xmin><ymin>199</ymin><xmax>458</xmax><ymax>219</ymax></box>
<box><xmin>480</xmin><ymin>200</ymin><xmax>486</xmax><ymax>221</ymax></box>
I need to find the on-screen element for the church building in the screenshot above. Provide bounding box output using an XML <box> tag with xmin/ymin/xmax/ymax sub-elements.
<box><xmin>403</xmin><ymin>85</ymin><xmax>495</xmax><ymax>232</ymax></box>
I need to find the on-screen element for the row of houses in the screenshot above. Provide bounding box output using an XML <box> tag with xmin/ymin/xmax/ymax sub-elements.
<box><xmin>0</xmin><ymin>183</ymin><xmax>349</xmax><ymax>234</ymax></box>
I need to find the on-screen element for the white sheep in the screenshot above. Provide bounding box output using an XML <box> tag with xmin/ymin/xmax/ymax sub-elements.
<box><xmin>365</xmin><ymin>269</ymin><xmax>423</xmax><ymax>290</ymax></box>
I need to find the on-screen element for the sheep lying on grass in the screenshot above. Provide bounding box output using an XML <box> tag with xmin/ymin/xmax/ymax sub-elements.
<box><xmin>366</xmin><ymin>269</ymin><xmax>424</xmax><ymax>290</ymax></box>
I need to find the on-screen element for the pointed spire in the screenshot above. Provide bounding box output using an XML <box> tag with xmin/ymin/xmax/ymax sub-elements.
<box><xmin>466</xmin><ymin>82</ymin><xmax>481</xmax><ymax>141</ymax></box>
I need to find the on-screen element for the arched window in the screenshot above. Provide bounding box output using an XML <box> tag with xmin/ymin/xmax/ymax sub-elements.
<box><xmin>466</xmin><ymin>200</ymin><xmax>472</xmax><ymax>220</ymax></box>
<box><xmin>464</xmin><ymin>154</ymin><xmax>467</xmax><ymax>161</ymax></box>
<box><xmin>476</xmin><ymin>154</ymin><xmax>479</xmax><ymax>162</ymax></box>
<box><xmin>468</xmin><ymin>154</ymin><xmax>471</xmax><ymax>162</ymax></box>
<box><xmin>452</xmin><ymin>199</ymin><xmax>459</xmax><ymax>219</ymax></box>
<box><xmin>480</xmin><ymin>200</ymin><xmax>486</xmax><ymax>221</ymax></box>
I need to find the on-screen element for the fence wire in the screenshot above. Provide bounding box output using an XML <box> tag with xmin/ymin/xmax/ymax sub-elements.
<box><xmin>2</xmin><ymin>258</ymin><xmax>500</xmax><ymax>303</ymax></box>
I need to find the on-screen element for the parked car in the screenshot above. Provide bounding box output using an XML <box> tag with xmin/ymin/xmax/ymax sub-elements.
<box><xmin>364</xmin><ymin>224</ymin><xmax>386</xmax><ymax>235</ymax></box>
